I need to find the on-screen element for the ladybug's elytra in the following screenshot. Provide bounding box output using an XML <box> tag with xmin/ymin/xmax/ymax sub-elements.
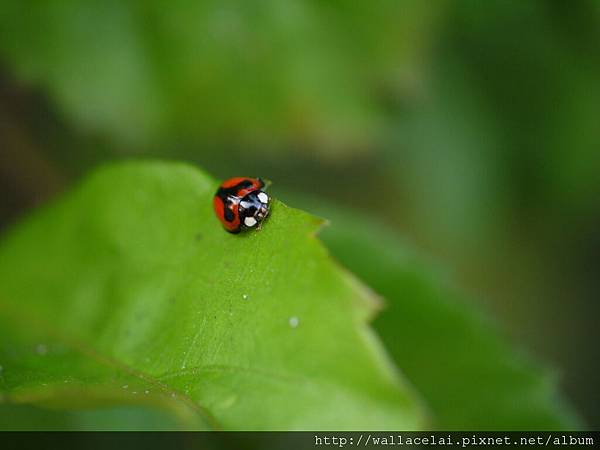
<box><xmin>213</xmin><ymin>177</ymin><xmax>271</xmax><ymax>233</ymax></box>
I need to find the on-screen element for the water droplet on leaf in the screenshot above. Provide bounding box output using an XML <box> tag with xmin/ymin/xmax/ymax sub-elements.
<box><xmin>36</xmin><ymin>344</ymin><xmax>48</xmax><ymax>355</ymax></box>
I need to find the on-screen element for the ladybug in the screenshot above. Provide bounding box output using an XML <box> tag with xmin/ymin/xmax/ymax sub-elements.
<box><xmin>213</xmin><ymin>177</ymin><xmax>271</xmax><ymax>233</ymax></box>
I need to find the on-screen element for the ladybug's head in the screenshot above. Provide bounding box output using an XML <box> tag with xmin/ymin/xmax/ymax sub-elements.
<box><xmin>239</xmin><ymin>190</ymin><xmax>270</xmax><ymax>229</ymax></box>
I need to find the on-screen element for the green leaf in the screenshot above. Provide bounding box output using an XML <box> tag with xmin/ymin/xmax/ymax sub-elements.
<box><xmin>303</xmin><ymin>203</ymin><xmax>581</xmax><ymax>430</ymax></box>
<box><xmin>0</xmin><ymin>161</ymin><xmax>424</xmax><ymax>430</ymax></box>
<box><xmin>0</xmin><ymin>404</ymin><xmax>183</xmax><ymax>431</ymax></box>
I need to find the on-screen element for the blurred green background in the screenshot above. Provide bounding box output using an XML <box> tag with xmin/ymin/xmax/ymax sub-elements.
<box><xmin>0</xmin><ymin>0</ymin><xmax>598</xmax><ymax>428</ymax></box>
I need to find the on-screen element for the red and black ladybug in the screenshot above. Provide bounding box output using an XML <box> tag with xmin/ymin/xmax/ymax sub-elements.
<box><xmin>213</xmin><ymin>177</ymin><xmax>271</xmax><ymax>233</ymax></box>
